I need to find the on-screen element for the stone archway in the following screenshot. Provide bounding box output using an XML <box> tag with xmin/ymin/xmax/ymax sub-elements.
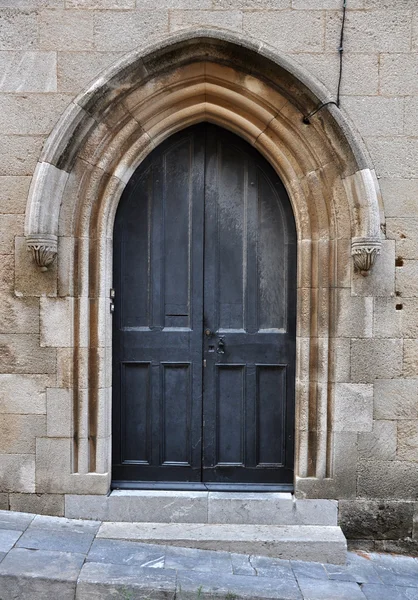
<box><xmin>23</xmin><ymin>30</ymin><xmax>383</xmax><ymax>498</ymax></box>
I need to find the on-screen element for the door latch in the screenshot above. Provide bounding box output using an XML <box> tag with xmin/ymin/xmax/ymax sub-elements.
<box><xmin>217</xmin><ymin>337</ymin><xmax>225</xmax><ymax>354</ymax></box>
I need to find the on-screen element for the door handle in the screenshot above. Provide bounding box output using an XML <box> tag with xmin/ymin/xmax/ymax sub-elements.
<box><xmin>217</xmin><ymin>337</ymin><xmax>225</xmax><ymax>354</ymax></box>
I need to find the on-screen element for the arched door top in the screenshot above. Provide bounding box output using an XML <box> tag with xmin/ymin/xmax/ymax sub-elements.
<box><xmin>25</xmin><ymin>29</ymin><xmax>382</xmax><ymax>275</ymax></box>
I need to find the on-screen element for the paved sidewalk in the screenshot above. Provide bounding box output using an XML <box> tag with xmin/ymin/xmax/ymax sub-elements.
<box><xmin>0</xmin><ymin>510</ymin><xmax>417</xmax><ymax>599</ymax></box>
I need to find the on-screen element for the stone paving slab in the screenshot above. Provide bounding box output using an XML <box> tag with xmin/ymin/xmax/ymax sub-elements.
<box><xmin>0</xmin><ymin>528</ymin><xmax>22</xmax><ymax>552</ymax></box>
<box><xmin>76</xmin><ymin>562</ymin><xmax>177</xmax><ymax>600</ymax></box>
<box><xmin>177</xmin><ymin>568</ymin><xmax>303</xmax><ymax>600</ymax></box>
<box><xmin>16</xmin><ymin>527</ymin><xmax>95</xmax><ymax>554</ymax></box>
<box><xmin>1</xmin><ymin>510</ymin><xmax>418</xmax><ymax>599</ymax></box>
<box><xmin>0</xmin><ymin>510</ymin><xmax>35</xmax><ymax>531</ymax></box>
<box><xmin>361</xmin><ymin>583</ymin><xmax>418</xmax><ymax>599</ymax></box>
<box><xmin>87</xmin><ymin>538</ymin><xmax>167</xmax><ymax>567</ymax></box>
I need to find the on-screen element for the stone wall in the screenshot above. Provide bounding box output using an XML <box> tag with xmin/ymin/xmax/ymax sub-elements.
<box><xmin>0</xmin><ymin>0</ymin><xmax>417</xmax><ymax>549</ymax></box>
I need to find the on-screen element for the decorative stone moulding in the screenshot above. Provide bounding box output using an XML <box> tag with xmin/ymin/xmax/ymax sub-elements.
<box><xmin>26</xmin><ymin>234</ymin><xmax>58</xmax><ymax>271</ymax></box>
<box><xmin>351</xmin><ymin>237</ymin><xmax>381</xmax><ymax>276</ymax></box>
<box><xmin>21</xmin><ymin>29</ymin><xmax>386</xmax><ymax>495</ymax></box>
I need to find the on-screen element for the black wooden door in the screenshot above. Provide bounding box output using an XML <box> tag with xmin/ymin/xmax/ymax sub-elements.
<box><xmin>112</xmin><ymin>123</ymin><xmax>296</xmax><ymax>489</ymax></box>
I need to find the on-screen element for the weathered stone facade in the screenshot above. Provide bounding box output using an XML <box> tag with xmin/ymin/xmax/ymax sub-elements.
<box><xmin>0</xmin><ymin>0</ymin><xmax>417</xmax><ymax>551</ymax></box>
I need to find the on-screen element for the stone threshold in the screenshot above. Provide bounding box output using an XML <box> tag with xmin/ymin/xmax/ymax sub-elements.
<box><xmin>65</xmin><ymin>490</ymin><xmax>339</xmax><ymax>526</ymax></box>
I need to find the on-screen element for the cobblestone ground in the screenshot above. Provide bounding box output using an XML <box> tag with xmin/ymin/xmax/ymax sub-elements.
<box><xmin>0</xmin><ymin>510</ymin><xmax>417</xmax><ymax>599</ymax></box>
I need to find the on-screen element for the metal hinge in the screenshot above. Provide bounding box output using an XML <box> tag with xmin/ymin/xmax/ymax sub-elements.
<box><xmin>110</xmin><ymin>288</ymin><xmax>115</xmax><ymax>313</ymax></box>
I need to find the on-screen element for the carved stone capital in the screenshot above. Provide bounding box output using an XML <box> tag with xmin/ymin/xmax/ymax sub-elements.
<box><xmin>351</xmin><ymin>237</ymin><xmax>381</xmax><ymax>276</ymax></box>
<box><xmin>26</xmin><ymin>234</ymin><xmax>58</xmax><ymax>272</ymax></box>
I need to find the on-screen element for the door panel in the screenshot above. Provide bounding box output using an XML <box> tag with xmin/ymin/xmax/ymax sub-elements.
<box><xmin>202</xmin><ymin>125</ymin><xmax>296</xmax><ymax>485</ymax></box>
<box><xmin>112</xmin><ymin>128</ymin><xmax>205</xmax><ymax>483</ymax></box>
<box><xmin>112</xmin><ymin>123</ymin><xmax>296</xmax><ymax>488</ymax></box>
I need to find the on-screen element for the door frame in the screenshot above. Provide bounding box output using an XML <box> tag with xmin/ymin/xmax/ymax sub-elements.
<box><xmin>111</xmin><ymin>123</ymin><xmax>297</xmax><ymax>491</ymax></box>
<box><xmin>22</xmin><ymin>31</ymin><xmax>383</xmax><ymax>499</ymax></box>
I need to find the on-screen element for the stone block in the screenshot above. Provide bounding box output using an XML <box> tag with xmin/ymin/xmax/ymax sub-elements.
<box><xmin>0</xmin><ymin>92</ymin><xmax>73</xmax><ymax>136</ymax></box>
<box><xmin>77</xmin><ymin>562</ymin><xmax>177</xmax><ymax>600</ymax></box>
<box><xmin>15</xmin><ymin>236</ymin><xmax>58</xmax><ymax>298</ymax></box>
<box><xmin>140</xmin><ymin>0</ymin><xmax>211</xmax><ymax>6</ymax></box>
<box><xmin>0</xmin><ymin>547</ymin><xmax>84</xmax><ymax>599</ymax></box>
<box><xmin>343</xmin><ymin>96</ymin><xmax>404</xmax><ymax>137</ymax></box>
<box><xmin>46</xmin><ymin>388</ymin><xmax>72</xmax><ymax>438</ymax></box>
<box><xmin>387</xmin><ymin>218</ymin><xmax>418</xmax><ymax>260</ymax></box>
<box><xmin>374</xmin><ymin>379</ymin><xmax>418</xmax><ymax>420</ymax></box>
<box><xmin>243</xmin><ymin>10</ymin><xmax>324</xmax><ymax>52</ymax></box>
<box><xmin>403</xmin><ymin>96</ymin><xmax>418</xmax><ymax>136</ymax></box>
<box><xmin>0</xmin><ymin>8</ymin><xmax>38</xmax><ymax>51</ymax></box>
<box><xmin>366</xmin><ymin>137</ymin><xmax>418</xmax><ymax>179</ymax></box>
<box><xmin>293</xmin><ymin>0</ymin><xmax>363</xmax><ymax>7</ymax></box>
<box><xmin>326</xmin><ymin>9</ymin><xmax>411</xmax><ymax>53</ymax></box>
<box><xmin>0</xmin><ymin>454</ymin><xmax>35</xmax><ymax>493</ymax></box>
<box><xmin>0</xmin><ymin>176</ymin><xmax>31</xmax><ymax>214</ymax></box>
<box><xmin>0</xmin><ymin>255</ymin><xmax>14</xmax><ymax>293</ymax></box>
<box><xmin>0</xmin><ymin>51</ymin><xmax>56</xmax><ymax>92</ymax></box>
<box><xmin>380</xmin><ymin>178</ymin><xmax>418</xmax><ymax>219</ymax></box>
<box><xmin>397</xmin><ymin>421</ymin><xmax>418</xmax><ymax>462</ymax></box>
<box><xmin>373</xmin><ymin>297</ymin><xmax>418</xmax><ymax>339</ymax></box>
<box><xmin>36</xmin><ymin>437</ymin><xmax>110</xmax><ymax>494</ymax></box>
<box><xmin>98</xmin><ymin>521</ymin><xmax>347</xmax><ymax>563</ymax></box>
<box><xmin>207</xmin><ymin>493</ymin><xmax>338</xmax><ymax>526</ymax></box>
<box><xmin>0</xmin><ymin>414</ymin><xmax>46</xmax><ymax>454</ymax></box>
<box><xmin>65</xmin><ymin>494</ymin><xmax>109</xmax><ymax>520</ymax></box>
<box><xmin>0</xmin><ymin>373</ymin><xmax>53</xmax><ymax>414</ymax></box>
<box><xmin>352</xmin><ymin>240</ymin><xmax>395</xmax><ymax>298</ymax></box>
<box><xmin>358</xmin><ymin>420</ymin><xmax>397</xmax><ymax>461</ymax></box>
<box><xmin>40</xmin><ymin>9</ymin><xmax>94</xmax><ymax>51</ymax></box>
<box><xmin>57</xmin><ymin>51</ymin><xmax>124</xmax><ymax>93</ymax></box>
<box><xmin>0</xmin><ymin>213</ymin><xmax>24</xmax><ymax>254</ymax></box>
<box><xmin>40</xmin><ymin>297</ymin><xmax>73</xmax><ymax>347</ymax></box>
<box><xmin>9</xmin><ymin>493</ymin><xmax>64</xmax><ymax>516</ymax></box>
<box><xmin>0</xmin><ymin>135</ymin><xmax>44</xmax><ymax>176</ymax></box>
<box><xmin>0</xmin><ymin>334</ymin><xmax>56</xmax><ymax>374</ymax></box>
<box><xmin>296</xmin><ymin>578</ymin><xmax>367</xmax><ymax>600</ymax></box>
<box><xmin>380</xmin><ymin>53</ymin><xmax>418</xmax><ymax>96</ymax></box>
<box><xmin>330</xmin><ymin>338</ymin><xmax>351</xmax><ymax>383</ymax></box>
<box><xmin>0</xmin><ymin>0</ymin><xmax>63</xmax><ymax>6</ymax></box>
<box><xmin>334</xmin><ymin>383</ymin><xmax>373</xmax><ymax>432</ymax></box>
<box><xmin>68</xmin><ymin>0</ymin><xmax>134</xmax><ymax>6</ymax></box>
<box><xmin>171</xmin><ymin>10</ymin><xmax>242</xmax><ymax>33</ymax></box>
<box><xmin>336</xmin><ymin>290</ymin><xmax>373</xmax><ymax>338</ymax></box>
<box><xmin>294</xmin><ymin>52</ymin><xmax>378</xmax><ymax>96</ymax></box>
<box><xmin>404</xmin><ymin>340</ymin><xmax>418</xmax><ymax>378</ymax></box>
<box><xmin>396</xmin><ymin>260</ymin><xmax>418</xmax><ymax>298</ymax></box>
<box><xmin>94</xmin><ymin>10</ymin><xmax>169</xmax><ymax>51</ymax></box>
<box><xmin>0</xmin><ymin>294</ymin><xmax>39</xmax><ymax>334</ymax></box>
<box><xmin>0</xmin><ymin>494</ymin><xmax>8</xmax><ymax>510</ymax></box>
<box><xmin>340</xmin><ymin>500</ymin><xmax>415</xmax><ymax>540</ymax></box>
<box><xmin>350</xmin><ymin>339</ymin><xmax>402</xmax><ymax>383</ymax></box>
<box><xmin>358</xmin><ymin>461</ymin><xmax>418</xmax><ymax>500</ymax></box>
<box><xmin>106</xmin><ymin>490</ymin><xmax>208</xmax><ymax>523</ymax></box>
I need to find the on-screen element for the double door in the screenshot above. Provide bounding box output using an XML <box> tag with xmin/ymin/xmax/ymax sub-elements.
<box><xmin>112</xmin><ymin>123</ymin><xmax>296</xmax><ymax>489</ymax></box>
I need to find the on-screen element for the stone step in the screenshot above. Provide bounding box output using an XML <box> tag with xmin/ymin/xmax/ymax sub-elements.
<box><xmin>65</xmin><ymin>491</ymin><xmax>338</xmax><ymax>526</ymax></box>
<box><xmin>96</xmin><ymin>522</ymin><xmax>347</xmax><ymax>564</ymax></box>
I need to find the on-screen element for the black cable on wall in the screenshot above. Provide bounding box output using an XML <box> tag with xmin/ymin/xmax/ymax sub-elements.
<box><xmin>303</xmin><ymin>0</ymin><xmax>347</xmax><ymax>124</ymax></box>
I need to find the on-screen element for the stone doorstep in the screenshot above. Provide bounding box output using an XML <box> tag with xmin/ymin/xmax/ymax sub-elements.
<box><xmin>96</xmin><ymin>522</ymin><xmax>347</xmax><ymax>565</ymax></box>
<box><xmin>65</xmin><ymin>491</ymin><xmax>339</xmax><ymax>526</ymax></box>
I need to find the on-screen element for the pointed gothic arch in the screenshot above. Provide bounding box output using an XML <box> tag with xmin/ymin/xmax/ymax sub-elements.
<box><xmin>23</xmin><ymin>30</ymin><xmax>383</xmax><ymax>497</ymax></box>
